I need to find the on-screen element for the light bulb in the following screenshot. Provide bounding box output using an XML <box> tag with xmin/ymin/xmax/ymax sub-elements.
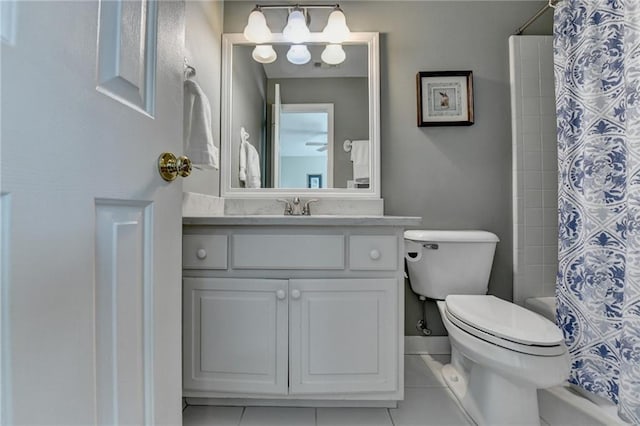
<box><xmin>321</xmin><ymin>44</ymin><xmax>346</xmax><ymax>65</ymax></box>
<box><xmin>243</xmin><ymin>9</ymin><xmax>272</xmax><ymax>43</ymax></box>
<box><xmin>322</xmin><ymin>9</ymin><xmax>350</xmax><ymax>43</ymax></box>
<box><xmin>286</xmin><ymin>45</ymin><xmax>311</xmax><ymax>65</ymax></box>
<box><xmin>283</xmin><ymin>9</ymin><xmax>310</xmax><ymax>44</ymax></box>
<box><xmin>252</xmin><ymin>45</ymin><xmax>277</xmax><ymax>64</ymax></box>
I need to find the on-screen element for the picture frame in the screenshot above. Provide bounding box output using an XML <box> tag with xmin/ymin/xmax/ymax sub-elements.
<box><xmin>416</xmin><ymin>71</ymin><xmax>474</xmax><ymax>127</ymax></box>
<box><xmin>307</xmin><ymin>174</ymin><xmax>322</xmax><ymax>189</ymax></box>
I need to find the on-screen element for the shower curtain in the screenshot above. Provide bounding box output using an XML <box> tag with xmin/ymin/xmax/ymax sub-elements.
<box><xmin>554</xmin><ymin>0</ymin><xmax>640</xmax><ymax>422</ymax></box>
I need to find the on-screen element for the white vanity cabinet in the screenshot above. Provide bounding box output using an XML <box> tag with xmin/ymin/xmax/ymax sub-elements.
<box><xmin>183</xmin><ymin>277</ymin><xmax>289</xmax><ymax>395</ymax></box>
<box><xmin>288</xmin><ymin>278</ymin><xmax>398</xmax><ymax>395</ymax></box>
<box><xmin>182</xmin><ymin>216</ymin><xmax>420</xmax><ymax>407</ymax></box>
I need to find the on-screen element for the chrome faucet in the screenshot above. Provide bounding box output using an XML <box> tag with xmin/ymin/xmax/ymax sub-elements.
<box><xmin>291</xmin><ymin>197</ymin><xmax>303</xmax><ymax>215</ymax></box>
<box><xmin>302</xmin><ymin>199</ymin><xmax>318</xmax><ymax>216</ymax></box>
<box><xmin>277</xmin><ymin>197</ymin><xmax>319</xmax><ymax>216</ymax></box>
<box><xmin>276</xmin><ymin>198</ymin><xmax>293</xmax><ymax>215</ymax></box>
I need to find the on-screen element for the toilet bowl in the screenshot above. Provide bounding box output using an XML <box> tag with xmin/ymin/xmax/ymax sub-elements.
<box><xmin>404</xmin><ymin>230</ymin><xmax>569</xmax><ymax>425</ymax></box>
<box><xmin>438</xmin><ymin>296</ymin><xmax>569</xmax><ymax>425</ymax></box>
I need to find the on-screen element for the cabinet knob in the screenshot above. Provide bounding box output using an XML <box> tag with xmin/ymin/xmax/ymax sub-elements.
<box><xmin>196</xmin><ymin>248</ymin><xmax>207</xmax><ymax>260</ymax></box>
<box><xmin>369</xmin><ymin>249</ymin><xmax>381</xmax><ymax>260</ymax></box>
<box><xmin>291</xmin><ymin>289</ymin><xmax>301</xmax><ymax>300</ymax></box>
<box><xmin>276</xmin><ymin>289</ymin><xmax>286</xmax><ymax>300</ymax></box>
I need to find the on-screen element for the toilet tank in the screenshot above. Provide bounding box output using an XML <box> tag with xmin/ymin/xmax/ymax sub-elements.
<box><xmin>404</xmin><ymin>230</ymin><xmax>499</xmax><ymax>300</ymax></box>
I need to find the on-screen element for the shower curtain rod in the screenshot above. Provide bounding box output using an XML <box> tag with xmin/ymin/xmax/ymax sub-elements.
<box><xmin>514</xmin><ymin>0</ymin><xmax>560</xmax><ymax>35</ymax></box>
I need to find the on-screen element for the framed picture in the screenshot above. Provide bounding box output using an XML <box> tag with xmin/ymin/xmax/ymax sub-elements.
<box><xmin>307</xmin><ymin>174</ymin><xmax>322</xmax><ymax>189</ymax></box>
<box><xmin>416</xmin><ymin>71</ymin><xmax>474</xmax><ymax>126</ymax></box>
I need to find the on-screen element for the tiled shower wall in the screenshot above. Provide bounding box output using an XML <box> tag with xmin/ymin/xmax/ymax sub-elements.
<box><xmin>509</xmin><ymin>36</ymin><xmax>558</xmax><ymax>305</ymax></box>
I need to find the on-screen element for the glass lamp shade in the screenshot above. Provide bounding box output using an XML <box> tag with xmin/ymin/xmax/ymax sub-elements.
<box><xmin>321</xmin><ymin>44</ymin><xmax>346</xmax><ymax>65</ymax></box>
<box><xmin>252</xmin><ymin>45</ymin><xmax>277</xmax><ymax>64</ymax></box>
<box><xmin>322</xmin><ymin>9</ymin><xmax>350</xmax><ymax>43</ymax></box>
<box><xmin>243</xmin><ymin>9</ymin><xmax>272</xmax><ymax>43</ymax></box>
<box><xmin>286</xmin><ymin>44</ymin><xmax>311</xmax><ymax>65</ymax></box>
<box><xmin>283</xmin><ymin>10</ymin><xmax>310</xmax><ymax>44</ymax></box>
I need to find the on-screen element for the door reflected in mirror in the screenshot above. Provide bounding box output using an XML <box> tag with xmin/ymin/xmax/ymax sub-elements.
<box><xmin>275</xmin><ymin>101</ymin><xmax>333</xmax><ymax>189</ymax></box>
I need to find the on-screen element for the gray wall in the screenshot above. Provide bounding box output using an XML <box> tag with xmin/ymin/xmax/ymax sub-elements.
<box><xmin>224</xmin><ymin>1</ymin><xmax>552</xmax><ymax>335</ymax></box>
<box><xmin>280</xmin><ymin>156</ymin><xmax>327</xmax><ymax>188</ymax></box>
<box><xmin>231</xmin><ymin>45</ymin><xmax>268</xmax><ymax>188</ymax></box>
<box><xmin>183</xmin><ymin>1</ymin><xmax>223</xmax><ymax>196</ymax></box>
<box><xmin>267</xmin><ymin>78</ymin><xmax>368</xmax><ymax>188</ymax></box>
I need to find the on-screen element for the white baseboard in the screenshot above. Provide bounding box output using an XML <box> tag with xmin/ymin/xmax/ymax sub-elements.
<box><xmin>185</xmin><ymin>397</ymin><xmax>397</xmax><ymax>408</ymax></box>
<box><xmin>404</xmin><ymin>336</ymin><xmax>451</xmax><ymax>355</ymax></box>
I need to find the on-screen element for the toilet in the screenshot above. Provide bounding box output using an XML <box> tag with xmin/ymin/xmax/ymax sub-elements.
<box><xmin>404</xmin><ymin>230</ymin><xmax>569</xmax><ymax>426</ymax></box>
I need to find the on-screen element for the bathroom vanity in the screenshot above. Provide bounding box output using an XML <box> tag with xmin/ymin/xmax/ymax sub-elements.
<box><xmin>181</xmin><ymin>29</ymin><xmax>420</xmax><ymax>407</ymax></box>
<box><xmin>182</xmin><ymin>215</ymin><xmax>420</xmax><ymax>407</ymax></box>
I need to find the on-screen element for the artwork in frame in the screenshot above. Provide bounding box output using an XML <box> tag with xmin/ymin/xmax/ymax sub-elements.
<box><xmin>416</xmin><ymin>71</ymin><xmax>474</xmax><ymax>126</ymax></box>
<box><xmin>307</xmin><ymin>174</ymin><xmax>322</xmax><ymax>189</ymax></box>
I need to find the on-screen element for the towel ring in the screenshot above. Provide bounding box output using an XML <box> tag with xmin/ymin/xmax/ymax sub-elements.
<box><xmin>343</xmin><ymin>139</ymin><xmax>352</xmax><ymax>152</ymax></box>
<box><xmin>184</xmin><ymin>57</ymin><xmax>196</xmax><ymax>79</ymax></box>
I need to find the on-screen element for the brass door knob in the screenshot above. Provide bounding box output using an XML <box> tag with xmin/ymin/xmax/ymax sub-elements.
<box><xmin>158</xmin><ymin>152</ymin><xmax>192</xmax><ymax>182</ymax></box>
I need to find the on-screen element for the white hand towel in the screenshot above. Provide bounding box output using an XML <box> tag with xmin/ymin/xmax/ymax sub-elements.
<box><xmin>350</xmin><ymin>139</ymin><xmax>369</xmax><ymax>181</ymax></box>
<box><xmin>184</xmin><ymin>79</ymin><xmax>219</xmax><ymax>169</ymax></box>
<box><xmin>239</xmin><ymin>130</ymin><xmax>261</xmax><ymax>188</ymax></box>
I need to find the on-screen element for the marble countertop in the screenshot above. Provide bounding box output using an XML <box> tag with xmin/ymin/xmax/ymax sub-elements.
<box><xmin>183</xmin><ymin>215</ymin><xmax>422</xmax><ymax>227</ymax></box>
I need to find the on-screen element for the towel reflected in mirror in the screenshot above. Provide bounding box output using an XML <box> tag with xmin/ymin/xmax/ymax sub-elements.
<box><xmin>239</xmin><ymin>127</ymin><xmax>261</xmax><ymax>188</ymax></box>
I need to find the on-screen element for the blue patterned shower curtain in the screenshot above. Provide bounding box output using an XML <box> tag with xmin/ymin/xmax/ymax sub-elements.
<box><xmin>555</xmin><ymin>0</ymin><xmax>640</xmax><ymax>422</ymax></box>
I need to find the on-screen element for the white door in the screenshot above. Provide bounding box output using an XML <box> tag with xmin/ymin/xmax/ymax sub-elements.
<box><xmin>1</xmin><ymin>1</ymin><xmax>185</xmax><ymax>424</ymax></box>
<box><xmin>289</xmin><ymin>279</ymin><xmax>398</xmax><ymax>395</ymax></box>
<box><xmin>182</xmin><ymin>278</ymin><xmax>288</xmax><ymax>396</ymax></box>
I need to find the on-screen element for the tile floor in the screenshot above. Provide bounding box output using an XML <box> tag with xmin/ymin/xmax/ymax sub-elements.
<box><xmin>183</xmin><ymin>354</ymin><xmax>475</xmax><ymax>426</ymax></box>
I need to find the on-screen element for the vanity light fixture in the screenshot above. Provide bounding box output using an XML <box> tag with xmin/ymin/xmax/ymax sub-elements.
<box><xmin>286</xmin><ymin>44</ymin><xmax>311</xmax><ymax>65</ymax></box>
<box><xmin>320</xmin><ymin>44</ymin><xmax>345</xmax><ymax>65</ymax></box>
<box><xmin>244</xmin><ymin>3</ymin><xmax>350</xmax><ymax>65</ymax></box>
<box><xmin>252</xmin><ymin>45</ymin><xmax>278</xmax><ymax>63</ymax></box>
<box><xmin>243</xmin><ymin>7</ymin><xmax>272</xmax><ymax>43</ymax></box>
<box><xmin>282</xmin><ymin>7</ymin><xmax>311</xmax><ymax>44</ymax></box>
<box><xmin>322</xmin><ymin>7</ymin><xmax>350</xmax><ymax>43</ymax></box>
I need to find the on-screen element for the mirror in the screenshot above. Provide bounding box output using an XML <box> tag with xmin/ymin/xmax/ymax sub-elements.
<box><xmin>220</xmin><ymin>32</ymin><xmax>380</xmax><ymax>198</ymax></box>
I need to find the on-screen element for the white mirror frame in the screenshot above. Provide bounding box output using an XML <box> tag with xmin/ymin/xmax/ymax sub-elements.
<box><xmin>220</xmin><ymin>32</ymin><xmax>380</xmax><ymax>199</ymax></box>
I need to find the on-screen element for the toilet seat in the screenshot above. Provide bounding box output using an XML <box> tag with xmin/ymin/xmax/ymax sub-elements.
<box><xmin>444</xmin><ymin>295</ymin><xmax>566</xmax><ymax>356</ymax></box>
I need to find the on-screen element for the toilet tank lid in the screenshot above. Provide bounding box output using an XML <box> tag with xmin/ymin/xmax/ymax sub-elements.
<box><xmin>404</xmin><ymin>230</ymin><xmax>499</xmax><ymax>243</ymax></box>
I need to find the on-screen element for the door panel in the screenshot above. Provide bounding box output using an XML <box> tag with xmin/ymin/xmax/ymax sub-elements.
<box><xmin>0</xmin><ymin>1</ymin><xmax>185</xmax><ymax>424</ymax></box>
<box><xmin>0</xmin><ymin>193</ymin><xmax>11</xmax><ymax>424</ymax></box>
<box><xmin>183</xmin><ymin>278</ymin><xmax>289</xmax><ymax>395</ymax></box>
<box><xmin>96</xmin><ymin>0</ymin><xmax>158</xmax><ymax>115</ymax></box>
<box><xmin>95</xmin><ymin>201</ymin><xmax>153</xmax><ymax>425</ymax></box>
<box><xmin>289</xmin><ymin>279</ymin><xmax>398</xmax><ymax>395</ymax></box>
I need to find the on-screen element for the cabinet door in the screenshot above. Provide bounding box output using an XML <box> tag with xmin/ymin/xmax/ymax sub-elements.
<box><xmin>183</xmin><ymin>278</ymin><xmax>288</xmax><ymax>395</ymax></box>
<box><xmin>289</xmin><ymin>279</ymin><xmax>398</xmax><ymax>395</ymax></box>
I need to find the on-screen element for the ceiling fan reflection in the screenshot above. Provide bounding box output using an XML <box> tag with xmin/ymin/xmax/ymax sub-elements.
<box><xmin>305</xmin><ymin>141</ymin><xmax>328</xmax><ymax>152</ymax></box>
